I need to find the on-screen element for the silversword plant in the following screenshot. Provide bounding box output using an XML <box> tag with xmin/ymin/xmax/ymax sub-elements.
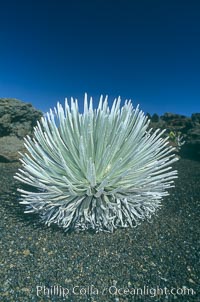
<box><xmin>15</xmin><ymin>94</ymin><xmax>178</xmax><ymax>232</ymax></box>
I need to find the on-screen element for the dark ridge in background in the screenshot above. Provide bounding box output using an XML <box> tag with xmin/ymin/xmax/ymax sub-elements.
<box><xmin>0</xmin><ymin>98</ymin><xmax>199</xmax><ymax>163</ymax></box>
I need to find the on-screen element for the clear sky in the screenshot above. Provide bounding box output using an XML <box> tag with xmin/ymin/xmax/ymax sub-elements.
<box><xmin>0</xmin><ymin>0</ymin><xmax>199</xmax><ymax>116</ymax></box>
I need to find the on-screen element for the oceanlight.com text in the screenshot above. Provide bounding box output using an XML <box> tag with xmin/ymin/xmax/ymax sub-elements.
<box><xmin>36</xmin><ymin>284</ymin><xmax>196</xmax><ymax>298</ymax></box>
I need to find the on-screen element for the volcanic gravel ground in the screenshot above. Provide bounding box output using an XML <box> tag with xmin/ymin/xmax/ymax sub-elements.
<box><xmin>0</xmin><ymin>159</ymin><xmax>199</xmax><ymax>302</ymax></box>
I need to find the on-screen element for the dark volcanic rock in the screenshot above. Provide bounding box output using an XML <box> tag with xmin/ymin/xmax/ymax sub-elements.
<box><xmin>0</xmin><ymin>98</ymin><xmax>42</xmax><ymax>162</ymax></box>
<box><xmin>181</xmin><ymin>126</ymin><xmax>200</xmax><ymax>161</ymax></box>
<box><xmin>191</xmin><ymin>113</ymin><xmax>200</xmax><ymax>123</ymax></box>
<box><xmin>149</xmin><ymin>112</ymin><xmax>200</xmax><ymax>161</ymax></box>
<box><xmin>0</xmin><ymin>158</ymin><xmax>200</xmax><ymax>301</ymax></box>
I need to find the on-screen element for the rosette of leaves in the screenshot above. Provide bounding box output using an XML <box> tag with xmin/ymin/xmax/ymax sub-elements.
<box><xmin>15</xmin><ymin>94</ymin><xmax>178</xmax><ymax>232</ymax></box>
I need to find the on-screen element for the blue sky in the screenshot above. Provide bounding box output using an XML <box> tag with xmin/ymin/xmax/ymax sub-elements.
<box><xmin>0</xmin><ymin>0</ymin><xmax>199</xmax><ymax>116</ymax></box>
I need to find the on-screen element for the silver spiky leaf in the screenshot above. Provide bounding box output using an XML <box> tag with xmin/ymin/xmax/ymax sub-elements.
<box><xmin>14</xmin><ymin>94</ymin><xmax>178</xmax><ymax>232</ymax></box>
